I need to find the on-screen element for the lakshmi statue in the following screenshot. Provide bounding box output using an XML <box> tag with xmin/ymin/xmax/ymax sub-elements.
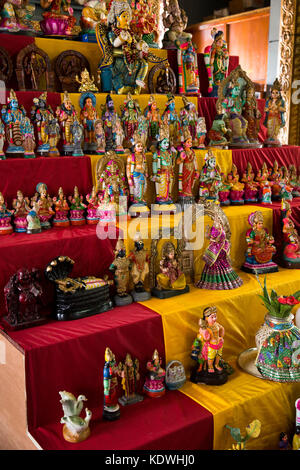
<box><xmin>190</xmin><ymin>306</ymin><xmax>228</xmax><ymax>385</ymax></box>
<box><xmin>263</xmin><ymin>78</ymin><xmax>286</xmax><ymax>147</ymax></box>
<box><xmin>161</xmin><ymin>93</ymin><xmax>180</xmax><ymax>148</ymax></box>
<box><xmin>23</xmin><ymin>117</ymin><xmax>36</xmax><ymax>158</ymax></box>
<box><xmin>128</xmin><ymin>232</ymin><xmax>151</xmax><ymax>301</ymax></box>
<box><xmin>94</xmin><ymin>119</ymin><xmax>106</xmax><ymax>154</ymax></box>
<box><xmin>32</xmin><ymin>182</ymin><xmax>54</xmax><ymax>230</ymax></box>
<box><xmin>109</xmin><ymin>238</ymin><xmax>132</xmax><ymax>306</ymax></box>
<box><xmin>101</xmin><ymin>95</ymin><xmax>119</xmax><ymax>151</ymax></box>
<box><xmin>76</xmin><ymin>68</ymin><xmax>98</xmax><ymax>92</ymax></box>
<box><xmin>195</xmin><ymin>216</ymin><xmax>243</xmax><ymax>290</ymax></box>
<box><xmin>198</xmin><ymin>149</ymin><xmax>222</xmax><ymax>202</ymax></box>
<box><xmin>103</xmin><ymin>347</ymin><xmax>121</xmax><ymax>421</ymax></box>
<box><xmin>40</xmin><ymin>0</ymin><xmax>76</xmax><ymax>36</ymax></box>
<box><xmin>242</xmin><ymin>211</ymin><xmax>278</xmax><ymax>274</ymax></box>
<box><xmin>31</xmin><ymin>92</ymin><xmax>56</xmax><ymax>157</ymax></box>
<box><xmin>126</xmin><ymin>135</ymin><xmax>149</xmax><ymax>217</ymax></box>
<box><xmin>79</xmin><ymin>91</ymin><xmax>98</xmax><ymax>154</ymax></box>
<box><xmin>153</xmin><ymin>242</ymin><xmax>188</xmax><ymax>298</ymax></box>
<box><xmin>129</xmin><ymin>0</ymin><xmax>158</xmax><ymax>48</ymax></box>
<box><xmin>121</xmin><ymin>93</ymin><xmax>142</xmax><ymax>149</ymax></box>
<box><xmin>281</xmin><ymin>199</ymin><xmax>300</xmax><ymax>269</ymax></box>
<box><xmin>1</xmin><ymin>89</ymin><xmax>26</xmax><ymax>158</ymax></box>
<box><xmin>255</xmin><ymin>163</ymin><xmax>272</xmax><ymax>204</ymax></box>
<box><xmin>226</xmin><ymin>164</ymin><xmax>245</xmax><ymax>205</ymax></box>
<box><xmin>0</xmin><ymin>117</ymin><xmax>5</xmax><ymax>159</ymax></box>
<box><xmin>52</xmin><ymin>187</ymin><xmax>70</xmax><ymax>227</ymax></box>
<box><xmin>86</xmin><ymin>186</ymin><xmax>100</xmax><ymax>224</ymax></box>
<box><xmin>143</xmin><ymin>349</ymin><xmax>166</xmax><ymax>398</ymax></box>
<box><xmin>203</xmin><ymin>29</ymin><xmax>229</xmax><ymax>97</ymax></box>
<box><xmin>207</xmin><ymin>104</ymin><xmax>231</xmax><ymax>148</ymax></box>
<box><xmin>0</xmin><ymin>192</ymin><xmax>13</xmax><ymax>235</ymax></box>
<box><xmin>118</xmin><ymin>353</ymin><xmax>143</xmax><ymax>406</ymax></box>
<box><xmin>144</xmin><ymin>95</ymin><xmax>161</xmax><ymax>149</ymax></box>
<box><xmin>12</xmin><ymin>190</ymin><xmax>31</xmax><ymax>233</ymax></box>
<box><xmin>56</xmin><ymin>91</ymin><xmax>78</xmax><ymax>156</ymax></box>
<box><xmin>242</xmin><ymin>84</ymin><xmax>262</xmax><ymax>146</ymax></box>
<box><xmin>221</xmin><ymin>80</ymin><xmax>249</xmax><ymax>147</ymax></box>
<box><xmin>241</xmin><ymin>162</ymin><xmax>259</xmax><ymax>203</ymax></box>
<box><xmin>176</xmin><ymin>128</ymin><xmax>199</xmax><ymax>205</ymax></box>
<box><xmin>68</xmin><ymin>186</ymin><xmax>86</xmax><ymax>225</ymax></box>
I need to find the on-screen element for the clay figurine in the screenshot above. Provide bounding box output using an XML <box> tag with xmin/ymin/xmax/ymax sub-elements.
<box><xmin>31</xmin><ymin>182</ymin><xmax>54</xmax><ymax>230</ymax></box>
<box><xmin>79</xmin><ymin>91</ymin><xmax>98</xmax><ymax>154</ymax></box>
<box><xmin>1</xmin><ymin>89</ymin><xmax>26</xmax><ymax>158</ymax></box>
<box><xmin>12</xmin><ymin>190</ymin><xmax>31</xmax><ymax>233</ymax></box>
<box><xmin>281</xmin><ymin>199</ymin><xmax>300</xmax><ymax>269</ymax></box>
<box><xmin>118</xmin><ymin>353</ymin><xmax>143</xmax><ymax>406</ymax></box>
<box><xmin>143</xmin><ymin>349</ymin><xmax>166</xmax><ymax>398</ymax></box>
<box><xmin>165</xmin><ymin>360</ymin><xmax>186</xmax><ymax>390</ymax></box>
<box><xmin>241</xmin><ymin>162</ymin><xmax>258</xmax><ymax>203</ymax></box>
<box><xmin>203</xmin><ymin>28</ymin><xmax>229</xmax><ymax>97</ymax></box>
<box><xmin>198</xmin><ymin>149</ymin><xmax>222</xmax><ymax>202</ymax></box>
<box><xmin>109</xmin><ymin>238</ymin><xmax>133</xmax><ymax>306</ymax></box>
<box><xmin>264</xmin><ymin>78</ymin><xmax>286</xmax><ymax>147</ymax></box>
<box><xmin>0</xmin><ymin>192</ymin><xmax>13</xmax><ymax>235</ymax></box>
<box><xmin>103</xmin><ymin>347</ymin><xmax>121</xmax><ymax>420</ymax></box>
<box><xmin>126</xmin><ymin>135</ymin><xmax>149</xmax><ymax>217</ymax></box>
<box><xmin>31</xmin><ymin>92</ymin><xmax>55</xmax><ymax>157</ymax></box>
<box><xmin>52</xmin><ymin>187</ymin><xmax>70</xmax><ymax>227</ymax></box>
<box><xmin>128</xmin><ymin>232</ymin><xmax>151</xmax><ymax>301</ymax></box>
<box><xmin>60</xmin><ymin>391</ymin><xmax>92</xmax><ymax>443</ymax></box>
<box><xmin>68</xmin><ymin>186</ymin><xmax>86</xmax><ymax>225</ymax></box>
<box><xmin>86</xmin><ymin>186</ymin><xmax>100</xmax><ymax>224</ymax></box>
<box><xmin>26</xmin><ymin>202</ymin><xmax>42</xmax><ymax>234</ymax></box>
<box><xmin>56</xmin><ymin>91</ymin><xmax>78</xmax><ymax>156</ymax></box>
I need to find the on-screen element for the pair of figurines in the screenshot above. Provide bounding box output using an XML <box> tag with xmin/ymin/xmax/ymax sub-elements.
<box><xmin>56</xmin><ymin>91</ymin><xmax>84</xmax><ymax>156</ymax></box>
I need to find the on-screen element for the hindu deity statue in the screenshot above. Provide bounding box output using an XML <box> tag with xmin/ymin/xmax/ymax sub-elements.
<box><xmin>242</xmin><ymin>210</ymin><xmax>278</xmax><ymax>274</ymax></box>
<box><xmin>128</xmin><ymin>232</ymin><xmax>151</xmax><ymax>301</ymax></box>
<box><xmin>176</xmin><ymin>37</ymin><xmax>200</xmax><ymax>95</ymax></box>
<box><xmin>218</xmin><ymin>169</ymin><xmax>231</xmax><ymax>206</ymax></box>
<box><xmin>162</xmin><ymin>0</ymin><xmax>191</xmax><ymax>46</ymax></box>
<box><xmin>279</xmin><ymin>166</ymin><xmax>293</xmax><ymax>201</ymax></box>
<box><xmin>31</xmin><ymin>92</ymin><xmax>55</xmax><ymax>157</ymax></box>
<box><xmin>126</xmin><ymin>135</ymin><xmax>149</xmax><ymax>217</ymax></box>
<box><xmin>136</xmin><ymin>115</ymin><xmax>148</xmax><ymax>149</ymax></box>
<box><xmin>264</xmin><ymin>78</ymin><xmax>286</xmax><ymax>147</ymax></box>
<box><xmin>255</xmin><ymin>162</ymin><xmax>272</xmax><ymax>204</ymax></box>
<box><xmin>203</xmin><ymin>29</ymin><xmax>229</xmax><ymax>97</ymax></box>
<box><xmin>179</xmin><ymin>96</ymin><xmax>198</xmax><ymax>146</ymax></box>
<box><xmin>121</xmin><ymin>93</ymin><xmax>141</xmax><ymax>148</ymax></box>
<box><xmin>0</xmin><ymin>192</ymin><xmax>13</xmax><ymax>235</ymax></box>
<box><xmin>103</xmin><ymin>347</ymin><xmax>121</xmax><ymax>421</ymax></box>
<box><xmin>289</xmin><ymin>165</ymin><xmax>300</xmax><ymax>197</ymax></box>
<box><xmin>31</xmin><ymin>183</ymin><xmax>54</xmax><ymax>230</ymax></box>
<box><xmin>40</xmin><ymin>0</ymin><xmax>76</xmax><ymax>36</ymax></box>
<box><xmin>198</xmin><ymin>149</ymin><xmax>222</xmax><ymax>202</ymax></box>
<box><xmin>26</xmin><ymin>202</ymin><xmax>41</xmax><ymax>234</ymax></box>
<box><xmin>86</xmin><ymin>186</ymin><xmax>101</xmax><ymax>224</ymax></box>
<box><xmin>118</xmin><ymin>353</ymin><xmax>143</xmax><ymax>406</ymax></box>
<box><xmin>56</xmin><ymin>91</ymin><xmax>78</xmax><ymax>155</ymax></box>
<box><xmin>225</xmin><ymin>164</ymin><xmax>245</xmax><ymax>205</ymax></box>
<box><xmin>75</xmin><ymin>68</ymin><xmax>98</xmax><ymax>92</ymax></box>
<box><xmin>221</xmin><ymin>80</ymin><xmax>249</xmax><ymax>146</ymax></box>
<box><xmin>0</xmin><ymin>117</ymin><xmax>5</xmax><ymax>159</ymax></box>
<box><xmin>0</xmin><ymin>0</ymin><xmax>35</xmax><ymax>32</ymax></box>
<box><xmin>194</xmin><ymin>117</ymin><xmax>207</xmax><ymax>149</ymax></box>
<box><xmin>143</xmin><ymin>349</ymin><xmax>166</xmax><ymax>398</ymax></box>
<box><xmin>190</xmin><ymin>306</ymin><xmax>228</xmax><ymax>385</ymax></box>
<box><xmin>161</xmin><ymin>93</ymin><xmax>180</xmax><ymax>148</ymax></box>
<box><xmin>94</xmin><ymin>119</ymin><xmax>106</xmax><ymax>154</ymax></box>
<box><xmin>129</xmin><ymin>0</ymin><xmax>158</xmax><ymax>48</ymax></box>
<box><xmin>281</xmin><ymin>200</ymin><xmax>300</xmax><ymax>269</ymax></box>
<box><xmin>68</xmin><ymin>186</ymin><xmax>86</xmax><ymax>225</ymax></box>
<box><xmin>195</xmin><ymin>216</ymin><xmax>243</xmax><ymax>290</ymax></box>
<box><xmin>48</xmin><ymin>118</ymin><xmax>61</xmax><ymax>157</ymax></box>
<box><xmin>23</xmin><ymin>117</ymin><xmax>36</xmax><ymax>158</ymax></box>
<box><xmin>242</xmin><ymin>84</ymin><xmax>262</xmax><ymax>146</ymax></box>
<box><xmin>97</xmin><ymin>153</ymin><xmax>128</xmax><ymax>216</ymax></box>
<box><xmin>71</xmin><ymin>117</ymin><xmax>84</xmax><ymax>156</ymax></box>
<box><xmin>143</xmin><ymin>95</ymin><xmax>161</xmax><ymax>149</ymax></box>
<box><xmin>269</xmin><ymin>160</ymin><xmax>282</xmax><ymax>200</ymax></box>
<box><xmin>207</xmin><ymin>104</ymin><xmax>231</xmax><ymax>148</ymax></box>
<box><xmin>12</xmin><ymin>190</ymin><xmax>30</xmax><ymax>233</ymax></box>
<box><xmin>176</xmin><ymin>128</ymin><xmax>199</xmax><ymax>204</ymax></box>
<box><xmin>1</xmin><ymin>89</ymin><xmax>26</xmax><ymax>158</ymax></box>
<box><xmin>109</xmin><ymin>238</ymin><xmax>132</xmax><ymax>306</ymax></box>
<box><xmin>52</xmin><ymin>187</ymin><xmax>70</xmax><ymax>227</ymax></box>
<box><xmin>155</xmin><ymin>242</ymin><xmax>187</xmax><ymax>295</ymax></box>
<box><xmin>241</xmin><ymin>162</ymin><xmax>259</xmax><ymax>203</ymax></box>
<box><xmin>79</xmin><ymin>91</ymin><xmax>98</xmax><ymax>154</ymax></box>
<box><xmin>101</xmin><ymin>95</ymin><xmax>119</xmax><ymax>151</ymax></box>
<box><xmin>75</xmin><ymin>0</ymin><xmax>108</xmax><ymax>41</ymax></box>
<box><xmin>113</xmin><ymin>116</ymin><xmax>125</xmax><ymax>153</ymax></box>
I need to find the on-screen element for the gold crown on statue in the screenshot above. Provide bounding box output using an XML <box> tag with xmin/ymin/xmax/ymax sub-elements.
<box><xmin>39</xmin><ymin>92</ymin><xmax>47</xmax><ymax>101</ymax></box>
<box><xmin>8</xmin><ymin>89</ymin><xmax>17</xmax><ymax>103</ymax></box>
<box><xmin>63</xmin><ymin>90</ymin><xmax>71</xmax><ymax>103</ymax></box>
<box><xmin>271</xmin><ymin>78</ymin><xmax>282</xmax><ymax>92</ymax></box>
<box><xmin>152</xmin><ymin>349</ymin><xmax>160</xmax><ymax>361</ymax></box>
<box><xmin>248</xmin><ymin>210</ymin><xmax>264</xmax><ymax>227</ymax></box>
<box><xmin>107</xmin><ymin>0</ymin><xmax>132</xmax><ymax>25</ymax></box>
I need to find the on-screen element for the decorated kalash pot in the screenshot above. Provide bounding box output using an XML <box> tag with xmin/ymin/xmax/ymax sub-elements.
<box><xmin>198</xmin><ymin>149</ymin><xmax>222</xmax><ymax>203</ymax></box>
<box><xmin>0</xmin><ymin>192</ymin><xmax>13</xmax><ymax>235</ymax></box>
<box><xmin>12</xmin><ymin>190</ymin><xmax>31</xmax><ymax>233</ymax></box>
<box><xmin>85</xmin><ymin>186</ymin><xmax>100</xmax><ymax>224</ymax></box>
<box><xmin>263</xmin><ymin>78</ymin><xmax>286</xmax><ymax>147</ymax></box>
<box><xmin>281</xmin><ymin>200</ymin><xmax>300</xmax><ymax>269</ymax></box>
<box><xmin>52</xmin><ymin>187</ymin><xmax>70</xmax><ymax>227</ymax></box>
<box><xmin>117</xmin><ymin>353</ymin><xmax>143</xmax><ymax>406</ymax></box>
<box><xmin>68</xmin><ymin>186</ymin><xmax>86</xmax><ymax>225</ymax></box>
<box><xmin>1</xmin><ymin>89</ymin><xmax>26</xmax><ymax>158</ymax></box>
<box><xmin>109</xmin><ymin>238</ymin><xmax>133</xmax><ymax>306</ymax></box>
<box><xmin>31</xmin><ymin>183</ymin><xmax>54</xmax><ymax>230</ymax></box>
<box><xmin>3</xmin><ymin>268</ymin><xmax>45</xmax><ymax>331</ymax></box>
<box><xmin>31</xmin><ymin>92</ymin><xmax>56</xmax><ymax>157</ymax></box>
<box><xmin>143</xmin><ymin>349</ymin><xmax>166</xmax><ymax>398</ymax></box>
<box><xmin>191</xmin><ymin>306</ymin><xmax>230</xmax><ymax>385</ymax></box>
<box><xmin>59</xmin><ymin>391</ymin><xmax>91</xmax><ymax>443</ymax></box>
<box><xmin>103</xmin><ymin>347</ymin><xmax>121</xmax><ymax>421</ymax></box>
<box><xmin>242</xmin><ymin>211</ymin><xmax>278</xmax><ymax>274</ymax></box>
<box><xmin>165</xmin><ymin>360</ymin><xmax>186</xmax><ymax>390</ymax></box>
<box><xmin>45</xmin><ymin>256</ymin><xmax>113</xmax><ymax>321</ymax></box>
<box><xmin>128</xmin><ymin>233</ymin><xmax>151</xmax><ymax>302</ymax></box>
<box><xmin>176</xmin><ymin>127</ymin><xmax>199</xmax><ymax>207</ymax></box>
<box><xmin>40</xmin><ymin>0</ymin><xmax>77</xmax><ymax>36</ymax></box>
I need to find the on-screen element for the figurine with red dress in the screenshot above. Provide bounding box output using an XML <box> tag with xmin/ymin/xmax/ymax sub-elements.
<box><xmin>103</xmin><ymin>347</ymin><xmax>121</xmax><ymax>420</ymax></box>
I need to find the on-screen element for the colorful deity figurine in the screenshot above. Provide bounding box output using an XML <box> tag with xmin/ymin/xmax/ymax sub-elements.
<box><xmin>0</xmin><ymin>0</ymin><xmax>35</xmax><ymax>32</ymax></box>
<box><xmin>128</xmin><ymin>232</ymin><xmax>151</xmax><ymax>301</ymax></box>
<box><xmin>103</xmin><ymin>347</ymin><xmax>121</xmax><ymax>421</ymax></box>
<box><xmin>256</xmin><ymin>162</ymin><xmax>272</xmax><ymax>204</ymax></box>
<box><xmin>86</xmin><ymin>186</ymin><xmax>100</xmax><ymax>224</ymax></box>
<box><xmin>179</xmin><ymin>96</ymin><xmax>198</xmax><ymax>146</ymax></box>
<box><xmin>31</xmin><ymin>183</ymin><xmax>54</xmax><ymax>230</ymax></box>
<box><xmin>40</xmin><ymin>0</ymin><xmax>76</xmax><ymax>36</ymax></box>
<box><xmin>113</xmin><ymin>116</ymin><xmax>125</xmax><ymax>154</ymax></box>
<box><xmin>76</xmin><ymin>68</ymin><xmax>99</xmax><ymax>92</ymax></box>
<box><xmin>190</xmin><ymin>306</ymin><xmax>229</xmax><ymax>385</ymax></box>
<box><xmin>269</xmin><ymin>160</ymin><xmax>282</xmax><ymax>200</ymax></box>
<box><xmin>281</xmin><ymin>200</ymin><xmax>300</xmax><ymax>269</ymax></box>
<box><xmin>0</xmin><ymin>117</ymin><xmax>5</xmax><ymax>159</ymax></box>
<box><xmin>118</xmin><ymin>353</ymin><xmax>143</xmax><ymax>406</ymax></box>
<box><xmin>242</xmin><ymin>84</ymin><xmax>262</xmax><ymax>147</ymax></box>
<box><xmin>195</xmin><ymin>117</ymin><xmax>207</xmax><ymax>149</ymax></box>
<box><xmin>71</xmin><ymin>117</ymin><xmax>84</xmax><ymax>157</ymax></box>
<box><xmin>161</xmin><ymin>93</ymin><xmax>180</xmax><ymax>148</ymax></box>
<box><xmin>52</xmin><ymin>187</ymin><xmax>70</xmax><ymax>227</ymax></box>
<box><xmin>136</xmin><ymin>114</ymin><xmax>148</xmax><ymax>149</ymax></box>
<box><xmin>242</xmin><ymin>211</ymin><xmax>278</xmax><ymax>274</ymax></box>
<box><xmin>94</xmin><ymin>119</ymin><xmax>106</xmax><ymax>154</ymax></box>
<box><xmin>293</xmin><ymin>399</ymin><xmax>300</xmax><ymax>450</ymax></box>
<box><xmin>264</xmin><ymin>78</ymin><xmax>286</xmax><ymax>147</ymax></box>
<box><xmin>109</xmin><ymin>238</ymin><xmax>132</xmax><ymax>306</ymax></box>
<box><xmin>144</xmin><ymin>95</ymin><xmax>161</xmax><ymax>149</ymax></box>
<box><xmin>289</xmin><ymin>165</ymin><xmax>300</xmax><ymax>197</ymax></box>
<box><xmin>121</xmin><ymin>93</ymin><xmax>142</xmax><ymax>148</ymax></box>
<box><xmin>0</xmin><ymin>192</ymin><xmax>13</xmax><ymax>235</ymax></box>
<box><xmin>126</xmin><ymin>134</ymin><xmax>149</xmax><ymax>217</ymax></box>
<box><xmin>198</xmin><ymin>149</ymin><xmax>222</xmax><ymax>202</ymax></box>
<box><xmin>207</xmin><ymin>103</ymin><xmax>231</xmax><ymax>148</ymax></box>
<box><xmin>101</xmin><ymin>95</ymin><xmax>119</xmax><ymax>151</ymax></box>
<box><xmin>12</xmin><ymin>190</ymin><xmax>31</xmax><ymax>233</ymax></box>
<box><xmin>195</xmin><ymin>216</ymin><xmax>243</xmax><ymax>290</ymax></box>
<box><xmin>1</xmin><ymin>89</ymin><xmax>26</xmax><ymax>158</ymax></box>
<box><xmin>153</xmin><ymin>241</ymin><xmax>188</xmax><ymax>298</ymax></box>
<box><xmin>203</xmin><ymin>29</ymin><xmax>229</xmax><ymax>97</ymax></box>
<box><xmin>75</xmin><ymin>0</ymin><xmax>108</xmax><ymax>42</ymax></box>
<box><xmin>241</xmin><ymin>162</ymin><xmax>258</xmax><ymax>203</ymax></box>
<box><xmin>220</xmin><ymin>80</ymin><xmax>249</xmax><ymax>147</ymax></box>
<box><xmin>31</xmin><ymin>92</ymin><xmax>56</xmax><ymax>157</ymax></box>
<box><xmin>23</xmin><ymin>117</ymin><xmax>36</xmax><ymax>159</ymax></box>
<box><xmin>218</xmin><ymin>170</ymin><xmax>231</xmax><ymax>206</ymax></box>
<box><xmin>176</xmin><ymin>128</ymin><xmax>199</xmax><ymax>205</ymax></box>
<box><xmin>143</xmin><ymin>349</ymin><xmax>166</xmax><ymax>398</ymax></box>
<box><xmin>79</xmin><ymin>91</ymin><xmax>98</xmax><ymax>154</ymax></box>
<box><xmin>48</xmin><ymin>118</ymin><xmax>61</xmax><ymax>157</ymax></box>
<box><xmin>56</xmin><ymin>91</ymin><xmax>78</xmax><ymax>156</ymax></box>
<box><xmin>68</xmin><ymin>186</ymin><xmax>86</xmax><ymax>226</ymax></box>
<box><xmin>279</xmin><ymin>166</ymin><xmax>293</xmax><ymax>201</ymax></box>
<box><xmin>129</xmin><ymin>0</ymin><xmax>158</xmax><ymax>48</ymax></box>
<box><xmin>26</xmin><ymin>202</ymin><xmax>42</xmax><ymax>234</ymax></box>
<box><xmin>176</xmin><ymin>37</ymin><xmax>200</xmax><ymax>95</ymax></box>
<box><xmin>226</xmin><ymin>164</ymin><xmax>245</xmax><ymax>205</ymax></box>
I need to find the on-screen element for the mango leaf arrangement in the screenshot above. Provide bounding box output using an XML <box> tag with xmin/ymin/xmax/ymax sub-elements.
<box><xmin>255</xmin><ymin>274</ymin><xmax>300</xmax><ymax>319</ymax></box>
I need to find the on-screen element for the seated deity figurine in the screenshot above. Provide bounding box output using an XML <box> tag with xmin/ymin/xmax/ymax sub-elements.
<box><xmin>198</xmin><ymin>149</ymin><xmax>222</xmax><ymax>202</ymax></box>
<box><xmin>31</xmin><ymin>92</ymin><xmax>56</xmax><ymax>157</ymax></box>
<box><xmin>269</xmin><ymin>160</ymin><xmax>282</xmax><ymax>200</ymax></box>
<box><xmin>121</xmin><ymin>93</ymin><xmax>142</xmax><ymax>149</ymax></box>
<box><xmin>94</xmin><ymin>119</ymin><xmax>106</xmax><ymax>154</ymax></box>
<box><xmin>241</xmin><ymin>162</ymin><xmax>258</xmax><ymax>203</ymax></box>
<box><xmin>128</xmin><ymin>232</ymin><xmax>151</xmax><ymax>301</ymax></box>
<box><xmin>225</xmin><ymin>164</ymin><xmax>244</xmax><ymax>205</ymax></box>
<box><xmin>289</xmin><ymin>165</ymin><xmax>300</xmax><ymax>197</ymax></box>
<box><xmin>242</xmin><ymin>211</ymin><xmax>278</xmax><ymax>274</ymax></box>
<box><xmin>75</xmin><ymin>68</ymin><xmax>98</xmax><ymax>92</ymax></box>
<box><xmin>109</xmin><ymin>238</ymin><xmax>133</xmax><ymax>306</ymax></box>
<box><xmin>86</xmin><ymin>186</ymin><xmax>101</xmax><ymax>224</ymax></box>
<box><xmin>52</xmin><ymin>187</ymin><xmax>70</xmax><ymax>227</ymax></box>
<box><xmin>279</xmin><ymin>166</ymin><xmax>293</xmax><ymax>201</ymax></box>
<box><xmin>242</xmin><ymin>84</ymin><xmax>262</xmax><ymax>146</ymax></box>
<box><xmin>190</xmin><ymin>306</ymin><xmax>229</xmax><ymax>385</ymax></box>
<box><xmin>281</xmin><ymin>200</ymin><xmax>300</xmax><ymax>269</ymax></box>
<box><xmin>40</xmin><ymin>0</ymin><xmax>76</xmax><ymax>36</ymax></box>
<box><xmin>126</xmin><ymin>134</ymin><xmax>149</xmax><ymax>217</ymax></box>
<box><xmin>263</xmin><ymin>78</ymin><xmax>286</xmax><ymax>147</ymax></box>
<box><xmin>176</xmin><ymin>128</ymin><xmax>199</xmax><ymax>205</ymax></box>
<box><xmin>12</xmin><ymin>190</ymin><xmax>31</xmax><ymax>233</ymax></box>
<box><xmin>0</xmin><ymin>192</ymin><xmax>13</xmax><ymax>235</ymax></box>
<box><xmin>144</xmin><ymin>95</ymin><xmax>161</xmax><ymax>149</ymax></box>
<box><xmin>143</xmin><ymin>350</ymin><xmax>166</xmax><ymax>398</ymax></box>
<box><xmin>103</xmin><ymin>347</ymin><xmax>121</xmax><ymax>421</ymax></box>
<box><xmin>256</xmin><ymin>162</ymin><xmax>272</xmax><ymax>204</ymax></box>
<box><xmin>56</xmin><ymin>91</ymin><xmax>78</xmax><ymax>156</ymax></box>
<box><xmin>1</xmin><ymin>89</ymin><xmax>26</xmax><ymax>158</ymax></box>
<box><xmin>31</xmin><ymin>183</ymin><xmax>54</xmax><ymax>230</ymax></box>
<box><xmin>207</xmin><ymin>104</ymin><xmax>231</xmax><ymax>148</ymax></box>
<box><xmin>161</xmin><ymin>93</ymin><xmax>180</xmax><ymax>148</ymax></box>
<box><xmin>68</xmin><ymin>186</ymin><xmax>86</xmax><ymax>225</ymax></box>
<box><xmin>0</xmin><ymin>0</ymin><xmax>35</xmax><ymax>32</ymax></box>
<box><xmin>79</xmin><ymin>91</ymin><xmax>99</xmax><ymax>154</ymax></box>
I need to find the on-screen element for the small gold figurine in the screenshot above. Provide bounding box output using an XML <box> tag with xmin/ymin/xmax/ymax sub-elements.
<box><xmin>76</xmin><ymin>68</ymin><xmax>99</xmax><ymax>92</ymax></box>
